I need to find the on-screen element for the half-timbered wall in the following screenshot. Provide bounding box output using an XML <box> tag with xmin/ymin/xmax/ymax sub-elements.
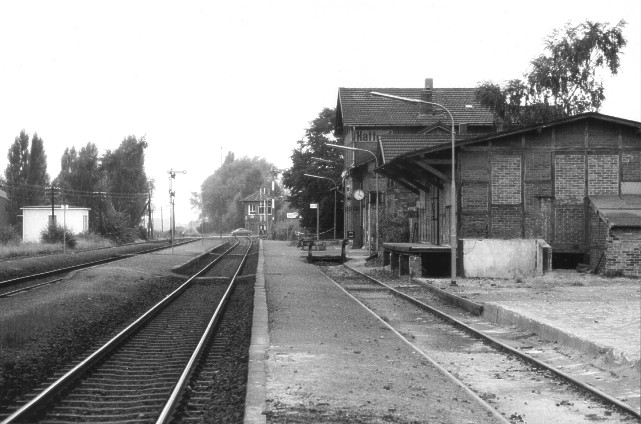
<box><xmin>456</xmin><ymin>118</ymin><xmax>640</xmax><ymax>256</ymax></box>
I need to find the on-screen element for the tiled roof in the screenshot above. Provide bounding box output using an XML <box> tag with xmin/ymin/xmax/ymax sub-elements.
<box><xmin>380</xmin><ymin>133</ymin><xmax>478</xmax><ymax>164</ymax></box>
<box><xmin>395</xmin><ymin>112</ymin><xmax>641</xmax><ymax>161</ymax></box>
<box><xmin>240</xmin><ymin>191</ymin><xmax>273</xmax><ymax>202</ymax></box>
<box><xmin>589</xmin><ymin>195</ymin><xmax>641</xmax><ymax>228</ymax></box>
<box><xmin>380</xmin><ymin>135</ymin><xmax>449</xmax><ymax>164</ymax></box>
<box><xmin>337</xmin><ymin>87</ymin><xmax>495</xmax><ymax>127</ymax></box>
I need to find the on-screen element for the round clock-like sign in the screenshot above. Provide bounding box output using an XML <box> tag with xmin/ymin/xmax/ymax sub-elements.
<box><xmin>353</xmin><ymin>189</ymin><xmax>365</xmax><ymax>200</ymax></box>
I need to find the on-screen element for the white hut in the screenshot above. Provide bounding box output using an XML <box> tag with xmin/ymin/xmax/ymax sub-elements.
<box><xmin>21</xmin><ymin>206</ymin><xmax>90</xmax><ymax>242</ymax></box>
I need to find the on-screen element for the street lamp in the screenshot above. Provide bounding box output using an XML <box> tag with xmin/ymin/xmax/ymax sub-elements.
<box><xmin>326</xmin><ymin>144</ymin><xmax>380</xmax><ymax>255</ymax></box>
<box><xmin>304</xmin><ymin>173</ymin><xmax>338</xmax><ymax>240</ymax></box>
<box><xmin>311</xmin><ymin>156</ymin><xmax>341</xmax><ymax>166</ymax></box>
<box><xmin>370</xmin><ymin>91</ymin><xmax>458</xmax><ymax>285</ymax></box>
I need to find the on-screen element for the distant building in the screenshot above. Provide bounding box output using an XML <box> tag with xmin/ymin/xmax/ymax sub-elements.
<box><xmin>21</xmin><ymin>206</ymin><xmax>91</xmax><ymax>242</ymax></box>
<box><xmin>240</xmin><ymin>188</ymin><xmax>275</xmax><ymax>237</ymax></box>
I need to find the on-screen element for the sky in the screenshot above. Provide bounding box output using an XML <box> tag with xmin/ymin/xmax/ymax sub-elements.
<box><xmin>1</xmin><ymin>0</ymin><xmax>639</xmax><ymax>227</ymax></box>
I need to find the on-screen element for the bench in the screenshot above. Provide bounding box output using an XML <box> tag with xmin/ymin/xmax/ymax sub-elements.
<box><xmin>307</xmin><ymin>239</ymin><xmax>350</xmax><ymax>263</ymax></box>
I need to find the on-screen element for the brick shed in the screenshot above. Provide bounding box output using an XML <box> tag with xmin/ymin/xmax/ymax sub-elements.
<box><xmin>378</xmin><ymin>112</ymin><xmax>641</xmax><ymax>271</ymax></box>
<box><xmin>589</xmin><ymin>195</ymin><xmax>641</xmax><ymax>277</ymax></box>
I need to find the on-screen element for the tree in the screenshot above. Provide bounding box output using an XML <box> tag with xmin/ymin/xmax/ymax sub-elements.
<box><xmin>4</xmin><ymin>131</ymin><xmax>30</xmax><ymax>225</ymax></box>
<box><xmin>25</xmin><ymin>133</ymin><xmax>50</xmax><ymax>205</ymax></box>
<box><xmin>282</xmin><ymin>107</ymin><xmax>343</xmax><ymax>236</ymax></box>
<box><xmin>199</xmin><ymin>155</ymin><xmax>275</xmax><ymax>233</ymax></box>
<box><xmin>54</xmin><ymin>142</ymin><xmax>102</xmax><ymax>229</ymax></box>
<box><xmin>477</xmin><ymin>20</ymin><xmax>627</xmax><ymax>128</ymax></box>
<box><xmin>100</xmin><ymin>135</ymin><xmax>149</xmax><ymax>226</ymax></box>
<box><xmin>3</xmin><ymin>130</ymin><xmax>50</xmax><ymax>226</ymax></box>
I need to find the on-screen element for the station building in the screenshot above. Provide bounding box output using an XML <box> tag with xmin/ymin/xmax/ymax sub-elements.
<box><xmin>333</xmin><ymin>79</ymin><xmax>640</xmax><ymax>277</ymax></box>
<box><xmin>334</xmin><ymin>78</ymin><xmax>495</xmax><ymax>249</ymax></box>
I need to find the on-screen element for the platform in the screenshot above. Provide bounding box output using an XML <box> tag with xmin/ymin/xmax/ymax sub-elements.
<box><xmin>245</xmin><ymin>240</ymin><xmax>504</xmax><ymax>423</ymax></box>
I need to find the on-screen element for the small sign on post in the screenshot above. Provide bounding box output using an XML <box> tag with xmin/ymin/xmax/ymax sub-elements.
<box><xmin>310</xmin><ymin>203</ymin><xmax>319</xmax><ymax>241</ymax></box>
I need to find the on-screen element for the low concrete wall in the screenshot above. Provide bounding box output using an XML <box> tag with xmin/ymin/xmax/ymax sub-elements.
<box><xmin>462</xmin><ymin>238</ymin><xmax>550</xmax><ymax>278</ymax></box>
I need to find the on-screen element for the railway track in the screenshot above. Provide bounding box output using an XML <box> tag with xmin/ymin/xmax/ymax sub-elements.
<box><xmin>0</xmin><ymin>239</ymin><xmax>198</xmax><ymax>298</ymax></box>
<box><xmin>1</xmin><ymin>237</ymin><xmax>254</xmax><ymax>423</ymax></box>
<box><xmin>322</xmin><ymin>264</ymin><xmax>640</xmax><ymax>423</ymax></box>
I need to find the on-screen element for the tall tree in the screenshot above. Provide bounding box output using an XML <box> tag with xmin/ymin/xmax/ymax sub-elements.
<box><xmin>199</xmin><ymin>155</ymin><xmax>274</xmax><ymax>233</ymax></box>
<box><xmin>54</xmin><ymin>143</ymin><xmax>102</xmax><ymax>229</ymax></box>
<box><xmin>282</xmin><ymin>107</ymin><xmax>342</xmax><ymax>235</ymax></box>
<box><xmin>477</xmin><ymin>20</ymin><xmax>627</xmax><ymax>128</ymax></box>
<box><xmin>25</xmin><ymin>133</ymin><xmax>50</xmax><ymax>205</ymax></box>
<box><xmin>4</xmin><ymin>130</ymin><xmax>32</xmax><ymax>225</ymax></box>
<box><xmin>100</xmin><ymin>135</ymin><xmax>149</xmax><ymax>226</ymax></box>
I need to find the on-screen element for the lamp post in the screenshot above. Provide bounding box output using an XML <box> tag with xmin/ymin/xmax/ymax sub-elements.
<box><xmin>327</xmin><ymin>144</ymin><xmax>380</xmax><ymax>255</ymax></box>
<box><xmin>370</xmin><ymin>91</ymin><xmax>458</xmax><ymax>285</ymax></box>
<box><xmin>304</xmin><ymin>173</ymin><xmax>338</xmax><ymax>240</ymax></box>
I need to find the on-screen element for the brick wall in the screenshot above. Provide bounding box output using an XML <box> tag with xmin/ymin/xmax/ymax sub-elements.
<box><xmin>589</xmin><ymin>211</ymin><xmax>608</xmax><ymax>269</ymax></box>
<box><xmin>524</xmin><ymin>183</ymin><xmax>553</xmax><ymax>240</ymax></box>
<box><xmin>555</xmin><ymin>205</ymin><xmax>585</xmax><ymax>245</ymax></box>
<box><xmin>555</xmin><ymin>155</ymin><xmax>585</xmax><ymax>204</ymax></box>
<box><xmin>460</xmin><ymin>212</ymin><xmax>488</xmax><ymax>237</ymax></box>
<box><xmin>461</xmin><ymin>150</ymin><xmax>489</xmax><ymax>181</ymax></box>
<box><xmin>525</xmin><ymin>151</ymin><xmax>552</xmax><ymax>180</ymax></box>
<box><xmin>603</xmin><ymin>228</ymin><xmax>641</xmax><ymax>277</ymax></box>
<box><xmin>622</xmin><ymin>151</ymin><xmax>641</xmax><ymax>182</ymax></box>
<box><xmin>587</xmin><ymin>120</ymin><xmax>619</xmax><ymax>148</ymax></box>
<box><xmin>555</xmin><ymin>121</ymin><xmax>586</xmax><ymax>148</ymax></box>
<box><xmin>462</xmin><ymin>183</ymin><xmax>489</xmax><ymax>210</ymax></box>
<box><xmin>491</xmin><ymin>153</ymin><xmax>521</xmax><ymax>204</ymax></box>
<box><xmin>491</xmin><ymin>205</ymin><xmax>522</xmax><ymax>238</ymax></box>
<box><xmin>588</xmin><ymin>154</ymin><xmax>619</xmax><ymax>195</ymax></box>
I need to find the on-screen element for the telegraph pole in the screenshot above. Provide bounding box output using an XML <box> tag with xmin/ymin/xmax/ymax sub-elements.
<box><xmin>148</xmin><ymin>180</ymin><xmax>154</xmax><ymax>240</ymax></box>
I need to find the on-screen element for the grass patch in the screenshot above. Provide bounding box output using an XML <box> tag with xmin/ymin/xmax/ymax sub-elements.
<box><xmin>0</xmin><ymin>234</ymin><xmax>114</xmax><ymax>261</ymax></box>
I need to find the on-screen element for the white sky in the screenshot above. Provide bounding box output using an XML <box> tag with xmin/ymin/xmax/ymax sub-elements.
<box><xmin>1</xmin><ymin>0</ymin><xmax>639</xmax><ymax>226</ymax></box>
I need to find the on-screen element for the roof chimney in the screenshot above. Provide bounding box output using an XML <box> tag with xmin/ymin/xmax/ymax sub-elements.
<box><xmin>420</xmin><ymin>78</ymin><xmax>433</xmax><ymax>115</ymax></box>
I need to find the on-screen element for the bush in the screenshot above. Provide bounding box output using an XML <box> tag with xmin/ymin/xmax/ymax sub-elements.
<box><xmin>136</xmin><ymin>226</ymin><xmax>149</xmax><ymax>240</ymax></box>
<box><xmin>101</xmin><ymin>211</ymin><xmax>137</xmax><ymax>244</ymax></box>
<box><xmin>0</xmin><ymin>226</ymin><xmax>20</xmax><ymax>245</ymax></box>
<box><xmin>40</xmin><ymin>223</ymin><xmax>77</xmax><ymax>249</ymax></box>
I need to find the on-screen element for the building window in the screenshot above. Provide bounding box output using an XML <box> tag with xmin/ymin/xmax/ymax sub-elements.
<box><xmin>249</xmin><ymin>204</ymin><xmax>256</xmax><ymax>215</ymax></box>
<box><xmin>258</xmin><ymin>201</ymin><xmax>273</xmax><ymax>215</ymax></box>
<box><xmin>369</xmin><ymin>191</ymin><xmax>385</xmax><ymax>205</ymax></box>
